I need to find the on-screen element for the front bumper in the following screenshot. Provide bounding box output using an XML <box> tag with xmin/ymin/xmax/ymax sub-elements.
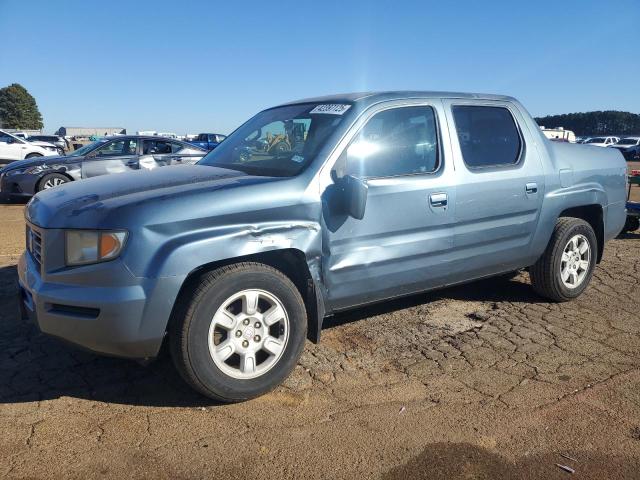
<box><xmin>0</xmin><ymin>171</ymin><xmax>38</xmax><ymax>197</ymax></box>
<box><xmin>17</xmin><ymin>247</ymin><xmax>184</xmax><ymax>359</ymax></box>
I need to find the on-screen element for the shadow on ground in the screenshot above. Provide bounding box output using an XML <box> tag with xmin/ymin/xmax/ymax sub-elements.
<box><xmin>0</xmin><ymin>264</ymin><xmax>539</xmax><ymax>408</ymax></box>
<box><xmin>382</xmin><ymin>442</ymin><xmax>638</xmax><ymax>480</ymax></box>
<box><xmin>0</xmin><ymin>194</ymin><xmax>28</xmax><ymax>205</ymax></box>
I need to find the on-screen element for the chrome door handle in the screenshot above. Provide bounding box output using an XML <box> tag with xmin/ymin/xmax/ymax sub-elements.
<box><xmin>429</xmin><ymin>192</ymin><xmax>448</xmax><ymax>207</ymax></box>
<box><xmin>525</xmin><ymin>183</ymin><xmax>538</xmax><ymax>194</ymax></box>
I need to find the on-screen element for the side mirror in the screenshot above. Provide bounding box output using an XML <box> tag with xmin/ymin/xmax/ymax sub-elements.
<box><xmin>342</xmin><ymin>174</ymin><xmax>368</xmax><ymax>220</ymax></box>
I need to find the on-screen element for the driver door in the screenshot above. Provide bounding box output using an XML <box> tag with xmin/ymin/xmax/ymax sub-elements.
<box><xmin>81</xmin><ymin>138</ymin><xmax>139</xmax><ymax>178</ymax></box>
<box><xmin>321</xmin><ymin>102</ymin><xmax>459</xmax><ymax>310</ymax></box>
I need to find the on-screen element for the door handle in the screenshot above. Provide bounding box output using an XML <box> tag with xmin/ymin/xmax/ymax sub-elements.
<box><xmin>429</xmin><ymin>192</ymin><xmax>448</xmax><ymax>207</ymax></box>
<box><xmin>525</xmin><ymin>183</ymin><xmax>538</xmax><ymax>194</ymax></box>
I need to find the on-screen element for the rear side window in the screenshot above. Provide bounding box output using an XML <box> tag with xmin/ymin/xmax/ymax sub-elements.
<box><xmin>452</xmin><ymin>106</ymin><xmax>522</xmax><ymax>168</ymax></box>
<box><xmin>344</xmin><ymin>106</ymin><xmax>439</xmax><ymax>178</ymax></box>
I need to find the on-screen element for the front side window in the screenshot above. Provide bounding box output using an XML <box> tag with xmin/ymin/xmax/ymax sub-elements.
<box><xmin>341</xmin><ymin>106</ymin><xmax>439</xmax><ymax>178</ymax></box>
<box><xmin>586</xmin><ymin>137</ymin><xmax>605</xmax><ymax>144</ymax></box>
<box><xmin>68</xmin><ymin>140</ymin><xmax>107</xmax><ymax>157</ymax></box>
<box><xmin>95</xmin><ymin>139</ymin><xmax>138</xmax><ymax>157</ymax></box>
<box><xmin>453</xmin><ymin>105</ymin><xmax>522</xmax><ymax>168</ymax></box>
<box><xmin>198</xmin><ymin>103</ymin><xmax>349</xmax><ymax>177</ymax></box>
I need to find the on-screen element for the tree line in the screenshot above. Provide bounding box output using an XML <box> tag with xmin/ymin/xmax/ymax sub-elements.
<box><xmin>535</xmin><ymin>111</ymin><xmax>640</xmax><ymax>136</ymax></box>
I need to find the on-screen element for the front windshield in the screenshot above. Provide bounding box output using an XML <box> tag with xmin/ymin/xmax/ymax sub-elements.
<box><xmin>198</xmin><ymin>103</ymin><xmax>351</xmax><ymax>176</ymax></box>
<box><xmin>68</xmin><ymin>140</ymin><xmax>108</xmax><ymax>156</ymax></box>
<box><xmin>618</xmin><ymin>138</ymin><xmax>638</xmax><ymax>145</ymax></box>
<box><xmin>586</xmin><ymin>137</ymin><xmax>605</xmax><ymax>143</ymax></box>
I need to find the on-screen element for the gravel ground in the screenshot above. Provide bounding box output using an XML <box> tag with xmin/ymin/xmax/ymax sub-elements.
<box><xmin>0</xmin><ymin>202</ymin><xmax>639</xmax><ymax>479</ymax></box>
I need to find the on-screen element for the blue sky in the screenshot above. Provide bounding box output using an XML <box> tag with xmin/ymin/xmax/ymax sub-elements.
<box><xmin>1</xmin><ymin>0</ymin><xmax>638</xmax><ymax>134</ymax></box>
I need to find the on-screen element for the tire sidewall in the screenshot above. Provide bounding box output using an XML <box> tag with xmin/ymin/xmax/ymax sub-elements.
<box><xmin>186</xmin><ymin>269</ymin><xmax>306</xmax><ymax>401</ymax></box>
<box><xmin>552</xmin><ymin>222</ymin><xmax>597</xmax><ymax>299</ymax></box>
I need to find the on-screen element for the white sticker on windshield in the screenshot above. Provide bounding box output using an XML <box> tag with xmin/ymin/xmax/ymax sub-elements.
<box><xmin>310</xmin><ymin>104</ymin><xmax>351</xmax><ymax>115</ymax></box>
<box><xmin>292</xmin><ymin>154</ymin><xmax>305</xmax><ymax>163</ymax></box>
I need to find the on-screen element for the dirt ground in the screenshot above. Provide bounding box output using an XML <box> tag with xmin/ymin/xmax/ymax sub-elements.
<box><xmin>1</xmin><ymin>198</ymin><xmax>639</xmax><ymax>479</ymax></box>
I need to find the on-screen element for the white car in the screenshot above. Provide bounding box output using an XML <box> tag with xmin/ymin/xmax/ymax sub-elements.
<box><xmin>0</xmin><ymin>130</ymin><xmax>62</xmax><ymax>161</ymax></box>
<box><xmin>584</xmin><ymin>136</ymin><xmax>619</xmax><ymax>147</ymax></box>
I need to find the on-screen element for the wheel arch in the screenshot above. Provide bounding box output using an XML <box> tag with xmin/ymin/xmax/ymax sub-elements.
<box><xmin>558</xmin><ymin>204</ymin><xmax>604</xmax><ymax>262</ymax></box>
<box><xmin>169</xmin><ymin>248</ymin><xmax>325</xmax><ymax>344</ymax></box>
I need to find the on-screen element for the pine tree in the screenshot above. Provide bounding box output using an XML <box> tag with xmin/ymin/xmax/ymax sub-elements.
<box><xmin>0</xmin><ymin>83</ymin><xmax>44</xmax><ymax>130</ymax></box>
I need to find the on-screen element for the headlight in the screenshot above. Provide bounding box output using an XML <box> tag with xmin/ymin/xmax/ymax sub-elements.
<box><xmin>65</xmin><ymin>230</ymin><xmax>128</xmax><ymax>266</ymax></box>
<box><xmin>24</xmin><ymin>165</ymin><xmax>46</xmax><ymax>174</ymax></box>
<box><xmin>6</xmin><ymin>165</ymin><xmax>45</xmax><ymax>175</ymax></box>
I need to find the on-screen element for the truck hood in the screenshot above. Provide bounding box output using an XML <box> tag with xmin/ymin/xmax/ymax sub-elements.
<box><xmin>26</xmin><ymin>165</ymin><xmax>277</xmax><ymax>228</ymax></box>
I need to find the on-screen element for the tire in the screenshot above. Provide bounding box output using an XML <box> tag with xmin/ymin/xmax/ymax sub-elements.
<box><xmin>170</xmin><ymin>262</ymin><xmax>307</xmax><ymax>402</ymax></box>
<box><xmin>529</xmin><ymin>217</ymin><xmax>597</xmax><ymax>302</ymax></box>
<box><xmin>622</xmin><ymin>216</ymin><xmax>639</xmax><ymax>233</ymax></box>
<box><xmin>37</xmin><ymin>173</ymin><xmax>70</xmax><ymax>192</ymax></box>
<box><xmin>25</xmin><ymin>153</ymin><xmax>43</xmax><ymax>159</ymax></box>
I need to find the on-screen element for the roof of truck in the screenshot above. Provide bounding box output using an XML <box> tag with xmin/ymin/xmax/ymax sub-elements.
<box><xmin>280</xmin><ymin>91</ymin><xmax>517</xmax><ymax>107</ymax></box>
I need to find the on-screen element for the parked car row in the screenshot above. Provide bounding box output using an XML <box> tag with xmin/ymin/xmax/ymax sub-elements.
<box><xmin>573</xmin><ymin>136</ymin><xmax>640</xmax><ymax>159</ymax></box>
<box><xmin>0</xmin><ymin>135</ymin><xmax>206</xmax><ymax>197</ymax></box>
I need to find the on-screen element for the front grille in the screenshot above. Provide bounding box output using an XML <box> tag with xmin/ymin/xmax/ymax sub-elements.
<box><xmin>26</xmin><ymin>225</ymin><xmax>43</xmax><ymax>272</ymax></box>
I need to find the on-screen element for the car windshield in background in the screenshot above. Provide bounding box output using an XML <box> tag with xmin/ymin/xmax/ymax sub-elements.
<box><xmin>586</xmin><ymin>137</ymin><xmax>605</xmax><ymax>143</ymax></box>
<box><xmin>67</xmin><ymin>140</ymin><xmax>108</xmax><ymax>156</ymax></box>
<box><xmin>617</xmin><ymin>138</ymin><xmax>638</xmax><ymax>145</ymax></box>
<box><xmin>197</xmin><ymin>103</ymin><xmax>351</xmax><ymax>177</ymax></box>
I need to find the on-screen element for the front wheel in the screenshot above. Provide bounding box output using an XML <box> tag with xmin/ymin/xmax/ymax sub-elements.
<box><xmin>529</xmin><ymin>217</ymin><xmax>597</xmax><ymax>302</ymax></box>
<box><xmin>170</xmin><ymin>262</ymin><xmax>307</xmax><ymax>402</ymax></box>
<box><xmin>37</xmin><ymin>173</ymin><xmax>70</xmax><ymax>191</ymax></box>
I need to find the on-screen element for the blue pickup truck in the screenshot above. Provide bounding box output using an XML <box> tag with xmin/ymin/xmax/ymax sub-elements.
<box><xmin>187</xmin><ymin>133</ymin><xmax>226</xmax><ymax>150</ymax></box>
<box><xmin>18</xmin><ymin>91</ymin><xmax>627</xmax><ymax>402</ymax></box>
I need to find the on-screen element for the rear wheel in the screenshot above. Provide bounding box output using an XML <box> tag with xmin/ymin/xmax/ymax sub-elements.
<box><xmin>529</xmin><ymin>217</ymin><xmax>597</xmax><ymax>302</ymax></box>
<box><xmin>170</xmin><ymin>262</ymin><xmax>307</xmax><ymax>402</ymax></box>
<box><xmin>37</xmin><ymin>173</ymin><xmax>70</xmax><ymax>192</ymax></box>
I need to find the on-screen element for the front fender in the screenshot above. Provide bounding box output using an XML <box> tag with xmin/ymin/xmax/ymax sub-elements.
<box><xmin>128</xmin><ymin>220</ymin><xmax>323</xmax><ymax>279</ymax></box>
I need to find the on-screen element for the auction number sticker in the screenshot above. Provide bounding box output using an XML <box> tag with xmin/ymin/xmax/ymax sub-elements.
<box><xmin>310</xmin><ymin>104</ymin><xmax>351</xmax><ymax>115</ymax></box>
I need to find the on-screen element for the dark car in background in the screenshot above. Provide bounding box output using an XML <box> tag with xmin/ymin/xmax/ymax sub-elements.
<box><xmin>187</xmin><ymin>133</ymin><xmax>226</xmax><ymax>150</ymax></box>
<box><xmin>28</xmin><ymin>135</ymin><xmax>69</xmax><ymax>151</ymax></box>
<box><xmin>622</xmin><ymin>144</ymin><xmax>640</xmax><ymax>161</ymax></box>
<box><xmin>0</xmin><ymin>136</ymin><xmax>206</xmax><ymax>198</ymax></box>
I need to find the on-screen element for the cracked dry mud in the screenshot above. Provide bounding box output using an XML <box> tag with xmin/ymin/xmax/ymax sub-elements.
<box><xmin>1</xmin><ymin>203</ymin><xmax>639</xmax><ymax>479</ymax></box>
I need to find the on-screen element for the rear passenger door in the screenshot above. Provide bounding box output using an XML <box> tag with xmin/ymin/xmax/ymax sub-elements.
<box><xmin>443</xmin><ymin>101</ymin><xmax>545</xmax><ymax>278</ymax></box>
<box><xmin>322</xmin><ymin>102</ymin><xmax>459</xmax><ymax>310</ymax></box>
<box><xmin>139</xmin><ymin>140</ymin><xmax>204</xmax><ymax>169</ymax></box>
